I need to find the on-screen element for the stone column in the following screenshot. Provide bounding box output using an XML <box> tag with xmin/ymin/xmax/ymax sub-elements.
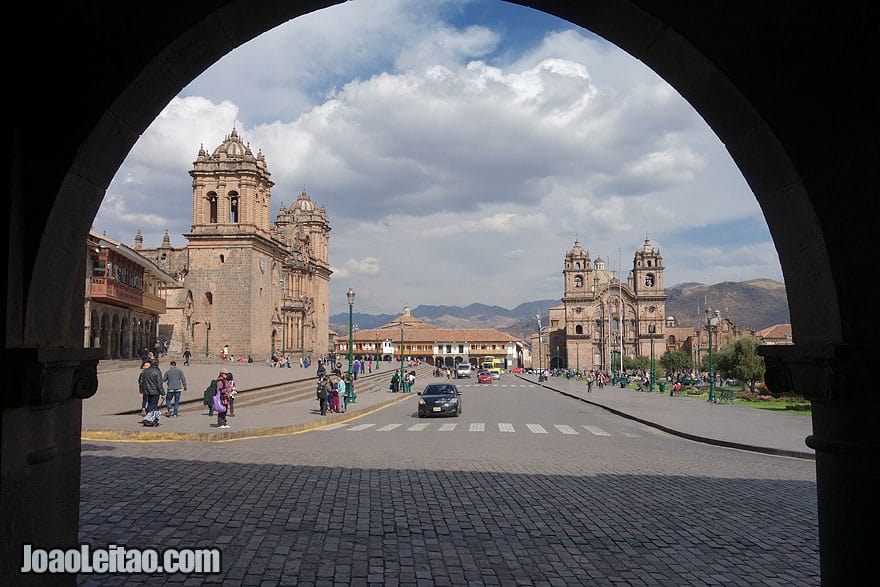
<box><xmin>1</xmin><ymin>348</ymin><xmax>99</xmax><ymax>585</ymax></box>
<box><xmin>761</xmin><ymin>343</ymin><xmax>879</xmax><ymax>586</ymax></box>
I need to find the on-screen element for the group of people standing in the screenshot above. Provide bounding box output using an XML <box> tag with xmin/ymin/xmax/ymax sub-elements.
<box><xmin>316</xmin><ymin>373</ymin><xmax>351</xmax><ymax>416</ymax></box>
<box><xmin>389</xmin><ymin>370</ymin><xmax>416</xmax><ymax>393</ymax></box>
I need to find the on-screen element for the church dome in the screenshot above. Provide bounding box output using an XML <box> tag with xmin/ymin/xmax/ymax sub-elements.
<box><xmin>211</xmin><ymin>128</ymin><xmax>252</xmax><ymax>158</ymax></box>
<box><xmin>294</xmin><ymin>191</ymin><xmax>317</xmax><ymax>211</ymax></box>
<box><xmin>567</xmin><ymin>240</ymin><xmax>588</xmax><ymax>258</ymax></box>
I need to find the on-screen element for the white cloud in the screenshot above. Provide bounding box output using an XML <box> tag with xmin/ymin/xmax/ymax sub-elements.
<box><xmin>97</xmin><ymin>0</ymin><xmax>782</xmax><ymax>315</ymax></box>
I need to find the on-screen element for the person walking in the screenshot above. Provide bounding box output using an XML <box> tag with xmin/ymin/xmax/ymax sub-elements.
<box><xmin>337</xmin><ymin>375</ymin><xmax>347</xmax><ymax>413</ymax></box>
<box><xmin>213</xmin><ymin>370</ymin><xmax>231</xmax><ymax>428</ymax></box>
<box><xmin>391</xmin><ymin>371</ymin><xmax>400</xmax><ymax>393</ymax></box>
<box><xmin>329</xmin><ymin>377</ymin><xmax>340</xmax><ymax>413</ymax></box>
<box><xmin>225</xmin><ymin>371</ymin><xmax>237</xmax><ymax>417</ymax></box>
<box><xmin>138</xmin><ymin>360</ymin><xmax>164</xmax><ymax>426</ymax></box>
<box><xmin>316</xmin><ymin>376</ymin><xmax>330</xmax><ymax>415</ymax></box>
<box><xmin>182</xmin><ymin>347</ymin><xmax>191</xmax><ymax>366</ymax></box>
<box><xmin>162</xmin><ymin>360</ymin><xmax>187</xmax><ymax>417</ymax></box>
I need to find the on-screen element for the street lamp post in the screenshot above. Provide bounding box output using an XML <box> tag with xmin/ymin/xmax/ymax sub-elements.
<box><xmin>347</xmin><ymin>288</ymin><xmax>356</xmax><ymax>403</ymax></box>
<box><xmin>706</xmin><ymin>306</ymin><xmax>720</xmax><ymax>403</ymax></box>
<box><xmin>204</xmin><ymin>322</ymin><xmax>210</xmax><ymax>357</ymax></box>
<box><xmin>648</xmin><ymin>324</ymin><xmax>656</xmax><ymax>392</ymax></box>
<box><xmin>536</xmin><ymin>315</ymin><xmax>544</xmax><ymax>381</ymax></box>
<box><xmin>399</xmin><ymin>320</ymin><xmax>405</xmax><ymax>392</ymax></box>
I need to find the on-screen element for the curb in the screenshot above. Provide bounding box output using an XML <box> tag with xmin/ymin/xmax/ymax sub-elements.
<box><xmin>519</xmin><ymin>375</ymin><xmax>815</xmax><ymax>461</ymax></box>
<box><xmin>81</xmin><ymin>393</ymin><xmax>415</xmax><ymax>443</ymax></box>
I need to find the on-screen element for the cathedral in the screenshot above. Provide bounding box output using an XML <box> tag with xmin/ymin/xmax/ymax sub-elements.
<box><xmin>542</xmin><ymin>239</ymin><xmax>667</xmax><ymax>372</ymax></box>
<box><xmin>136</xmin><ymin>129</ymin><xmax>332</xmax><ymax>361</ymax></box>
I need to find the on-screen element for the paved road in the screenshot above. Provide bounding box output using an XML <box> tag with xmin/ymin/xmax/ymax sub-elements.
<box><xmin>73</xmin><ymin>362</ymin><xmax>818</xmax><ymax>586</ymax></box>
<box><xmin>83</xmin><ymin>362</ymin><xmax>815</xmax><ymax>460</ymax></box>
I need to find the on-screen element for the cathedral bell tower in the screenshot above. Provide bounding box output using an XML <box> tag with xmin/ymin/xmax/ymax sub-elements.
<box><xmin>632</xmin><ymin>238</ymin><xmax>667</xmax><ymax>354</ymax></box>
<box><xmin>562</xmin><ymin>240</ymin><xmax>592</xmax><ymax>372</ymax></box>
<box><xmin>189</xmin><ymin>128</ymin><xmax>274</xmax><ymax>237</ymax></box>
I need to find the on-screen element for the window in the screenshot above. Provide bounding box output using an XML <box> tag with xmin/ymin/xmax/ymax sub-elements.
<box><xmin>574</xmin><ymin>275</ymin><xmax>583</xmax><ymax>288</ymax></box>
<box><xmin>645</xmin><ymin>273</ymin><xmax>655</xmax><ymax>287</ymax></box>
<box><xmin>575</xmin><ymin>325</ymin><xmax>583</xmax><ymax>334</ymax></box>
<box><xmin>208</xmin><ymin>193</ymin><xmax>218</xmax><ymax>223</ymax></box>
<box><xmin>230</xmin><ymin>195</ymin><xmax>239</xmax><ymax>223</ymax></box>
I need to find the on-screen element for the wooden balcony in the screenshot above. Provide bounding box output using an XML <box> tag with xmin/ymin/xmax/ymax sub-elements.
<box><xmin>89</xmin><ymin>278</ymin><xmax>142</xmax><ymax>309</ymax></box>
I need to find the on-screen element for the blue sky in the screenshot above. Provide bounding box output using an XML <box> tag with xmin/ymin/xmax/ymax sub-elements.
<box><xmin>95</xmin><ymin>0</ymin><xmax>783</xmax><ymax>316</ymax></box>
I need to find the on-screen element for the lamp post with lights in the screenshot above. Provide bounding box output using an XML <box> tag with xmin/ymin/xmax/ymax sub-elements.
<box><xmin>706</xmin><ymin>306</ymin><xmax>720</xmax><ymax>403</ymax></box>
<box><xmin>346</xmin><ymin>288</ymin><xmax>356</xmax><ymax>403</ymax></box>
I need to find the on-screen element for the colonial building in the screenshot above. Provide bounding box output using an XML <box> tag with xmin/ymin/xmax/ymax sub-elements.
<box><xmin>134</xmin><ymin>129</ymin><xmax>332</xmax><ymax>361</ymax></box>
<box><xmin>545</xmin><ymin>239</ymin><xmax>668</xmax><ymax>371</ymax></box>
<box><xmin>336</xmin><ymin>307</ymin><xmax>523</xmax><ymax>369</ymax></box>
<box><xmin>84</xmin><ymin>230</ymin><xmax>177</xmax><ymax>359</ymax></box>
<box><xmin>537</xmin><ymin>239</ymin><xmax>762</xmax><ymax>372</ymax></box>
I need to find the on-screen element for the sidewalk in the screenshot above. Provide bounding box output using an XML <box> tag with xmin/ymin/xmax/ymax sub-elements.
<box><xmin>82</xmin><ymin>361</ymin><xmax>815</xmax><ymax>459</ymax></box>
<box><xmin>525</xmin><ymin>374</ymin><xmax>815</xmax><ymax>459</ymax></box>
<box><xmin>81</xmin><ymin>360</ymin><xmax>422</xmax><ymax>442</ymax></box>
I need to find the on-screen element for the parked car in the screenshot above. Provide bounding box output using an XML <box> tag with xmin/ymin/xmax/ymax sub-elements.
<box><xmin>510</xmin><ymin>367</ymin><xmax>524</xmax><ymax>373</ymax></box>
<box><xmin>477</xmin><ymin>370</ymin><xmax>493</xmax><ymax>384</ymax></box>
<box><xmin>418</xmin><ymin>383</ymin><xmax>462</xmax><ymax>417</ymax></box>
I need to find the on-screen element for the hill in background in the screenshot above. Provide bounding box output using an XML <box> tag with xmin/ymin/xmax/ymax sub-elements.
<box><xmin>331</xmin><ymin>279</ymin><xmax>790</xmax><ymax>341</ymax></box>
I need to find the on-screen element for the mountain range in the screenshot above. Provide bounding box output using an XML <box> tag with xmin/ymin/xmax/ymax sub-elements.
<box><xmin>331</xmin><ymin>279</ymin><xmax>790</xmax><ymax>341</ymax></box>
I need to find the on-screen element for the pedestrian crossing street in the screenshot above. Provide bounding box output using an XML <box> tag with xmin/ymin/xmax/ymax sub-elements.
<box><xmin>320</xmin><ymin>421</ymin><xmax>641</xmax><ymax>438</ymax></box>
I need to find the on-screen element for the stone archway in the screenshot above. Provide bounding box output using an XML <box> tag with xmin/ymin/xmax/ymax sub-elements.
<box><xmin>5</xmin><ymin>2</ymin><xmax>876</xmax><ymax>584</ymax></box>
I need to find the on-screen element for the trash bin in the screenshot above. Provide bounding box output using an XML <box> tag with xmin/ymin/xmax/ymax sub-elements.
<box><xmin>658</xmin><ymin>382</ymin><xmax>666</xmax><ymax>393</ymax></box>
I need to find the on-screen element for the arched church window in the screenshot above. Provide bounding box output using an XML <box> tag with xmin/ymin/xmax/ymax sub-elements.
<box><xmin>645</xmin><ymin>273</ymin><xmax>655</xmax><ymax>287</ymax></box>
<box><xmin>208</xmin><ymin>193</ymin><xmax>218</xmax><ymax>223</ymax></box>
<box><xmin>230</xmin><ymin>195</ymin><xmax>239</xmax><ymax>223</ymax></box>
<box><xmin>575</xmin><ymin>325</ymin><xmax>583</xmax><ymax>334</ymax></box>
<box><xmin>575</xmin><ymin>262</ymin><xmax>581</xmax><ymax>269</ymax></box>
<box><xmin>574</xmin><ymin>275</ymin><xmax>583</xmax><ymax>288</ymax></box>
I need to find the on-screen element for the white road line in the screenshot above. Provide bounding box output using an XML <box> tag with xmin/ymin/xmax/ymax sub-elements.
<box><xmin>554</xmin><ymin>425</ymin><xmax>579</xmax><ymax>435</ymax></box>
<box><xmin>438</xmin><ymin>423</ymin><xmax>457</xmax><ymax>431</ymax></box>
<box><xmin>347</xmin><ymin>423</ymin><xmax>376</xmax><ymax>431</ymax></box>
<box><xmin>469</xmin><ymin>423</ymin><xmax>485</xmax><ymax>432</ymax></box>
<box><xmin>407</xmin><ymin>423</ymin><xmax>430</xmax><ymax>431</ymax></box>
<box><xmin>582</xmin><ymin>425</ymin><xmax>611</xmax><ymax>436</ymax></box>
<box><xmin>320</xmin><ymin>423</ymin><xmax>350</xmax><ymax>430</ymax></box>
<box><xmin>527</xmin><ymin>424</ymin><xmax>547</xmax><ymax>434</ymax></box>
<box><xmin>498</xmin><ymin>423</ymin><xmax>515</xmax><ymax>432</ymax></box>
<box><xmin>621</xmin><ymin>432</ymin><xmax>641</xmax><ymax>437</ymax></box>
<box><xmin>376</xmin><ymin>424</ymin><xmax>402</xmax><ymax>431</ymax></box>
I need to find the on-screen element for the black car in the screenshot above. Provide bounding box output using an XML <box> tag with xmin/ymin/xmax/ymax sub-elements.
<box><xmin>417</xmin><ymin>383</ymin><xmax>462</xmax><ymax>417</ymax></box>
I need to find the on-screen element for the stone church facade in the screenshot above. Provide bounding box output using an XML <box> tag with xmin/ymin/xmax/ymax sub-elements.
<box><xmin>544</xmin><ymin>239</ymin><xmax>667</xmax><ymax>372</ymax></box>
<box><xmin>136</xmin><ymin>129</ymin><xmax>332</xmax><ymax>361</ymax></box>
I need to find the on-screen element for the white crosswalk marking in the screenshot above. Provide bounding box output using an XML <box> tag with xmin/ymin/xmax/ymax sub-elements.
<box><xmin>621</xmin><ymin>431</ymin><xmax>641</xmax><ymax>437</ymax></box>
<box><xmin>582</xmin><ymin>425</ymin><xmax>611</xmax><ymax>436</ymax></box>
<box><xmin>407</xmin><ymin>423</ymin><xmax>430</xmax><ymax>431</ymax></box>
<box><xmin>377</xmin><ymin>424</ymin><xmax>402</xmax><ymax>431</ymax></box>
<box><xmin>347</xmin><ymin>423</ymin><xmax>376</xmax><ymax>431</ymax></box>
<box><xmin>348</xmin><ymin>424</ymin><xmax>375</xmax><ymax>431</ymax></box>
<box><xmin>470</xmin><ymin>423</ymin><xmax>485</xmax><ymax>432</ymax></box>
<box><xmin>554</xmin><ymin>425</ymin><xmax>579</xmax><ymax>435</ymax></box>
<box><xmin>527</xmin><ymin>424</ymin><xmax>547</xmax><ymax>434</ymax></box>
<box><xmin>498</xmin><ymin>423</ymin><xmax>515</xmax><ymax>432</ymax></box>
<box><xmin>438</xmin><ymin>423</ymin><xmax>457</xmax><ymax>431</ymax></box>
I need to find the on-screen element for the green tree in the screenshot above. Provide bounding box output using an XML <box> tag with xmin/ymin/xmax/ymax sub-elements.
<box><xmin>659</xmin><ymin>350</ymin><xmax>692</xmax><ymax>376</ymax></box>
<box><xmin>623</xmin><ymin>355</ymin><xmax>649</xmax><ymax>372</ymax></box>
<box><xmin>714</xmin><ymin>335</ymin><xmax>765</xmax><ymax>392</ymax></box>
